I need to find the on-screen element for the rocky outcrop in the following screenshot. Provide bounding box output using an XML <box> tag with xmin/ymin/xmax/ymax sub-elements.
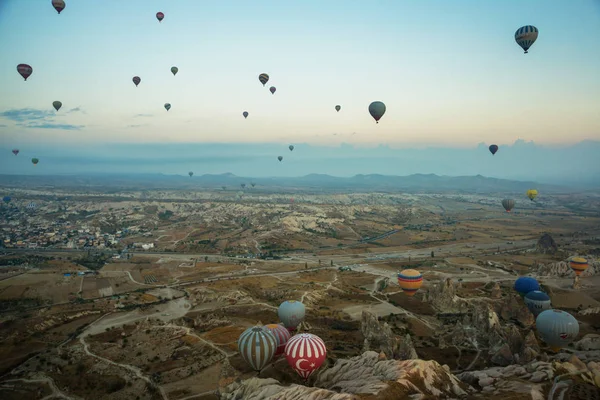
<box><xmin>497</xmin><ymin>295</ymin><xmax>535</xmax><ymax>328</ymax></box>
<box><xmin>458</xmin><ymin>356</ymin><xmax>600</xmax><ymax>398</ymax></box>
<box><xmin>537</xmin><ymin>257</ymin><xmax>599</xmax><ymax>278</ymax></box>
<box><xmin>316</xmin><ymin>351</ymin><xmax>471</xmax><ymax>398</ymax></box>
<box><xmin>424</xmin><ymin>278</ymin><xmax>466</xmax><ymax>313</ymax></box>
<box><xmin>576</xmin><ymin>334</ymin><xmax>600</xmax><ymax>351</ymax></box>
<box><xmin>220</xmin><ymin>377</ymin><xmax>356</xmax><ymax>400</ymax></box>
<box><xmin>220</xmin><ymin>352</ymin><xmax>471</xmax><ymax>399</ymax></box>
<box><xmin>361</xmin><ymin>310</ymin><xmax>417</xmax><ymax>360</ymax></box>
<box><xmin>536</xmin><ymin>233</ymin><xmax>558</xmax><ymax>254</ymax></box>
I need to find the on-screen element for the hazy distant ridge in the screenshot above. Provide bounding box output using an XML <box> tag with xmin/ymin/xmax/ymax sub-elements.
<box><xmin>0</xmin><ymin>173</ymin><xmax>568</xmax><ymax>194</ymax></box>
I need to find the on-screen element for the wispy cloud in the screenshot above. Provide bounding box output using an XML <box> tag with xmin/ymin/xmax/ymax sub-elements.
<box><xmin>28</xmin><ymin>123</ymin><xmax>84</xmax><ymax>130</ymax></box>
<box><xmin>134</xmin><ymin>113</ymin><xmax>153</xmax><ymax>118</ymax></box>
<box><xmin>0</xmin><ymin>108</ymin><xmax>54</xmax><ymax>123</ymax></box>
<box><xmin>0</xmin><ymin>108</ymin><xmax>84</xmax><ymax>130</ymax></box>
<box><xmin>66</xmin><ymin>107</ymin><xmax>86</xmax><ymax>114</ymax></box>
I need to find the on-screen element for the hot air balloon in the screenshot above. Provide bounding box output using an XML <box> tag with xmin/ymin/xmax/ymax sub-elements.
<box><xmin>243</xmin><ymin>111</ymin><xmax>249</xmax><ymax>119</ymax></box>
<box><xmin>156</xmin><ymin>12</ymin><xmax>164</xmax><ymax>22</ymax></box>
<box><xmin>569</xmin><ymin>257</ymin><xmax>589</xmax><ymax>277</ymax></box>
<box><xmin>188</xmin><ymin>172</ymin><xmax>193</xmax><ymax>177</ymax></box>
<box><xmin>524</xmin><ymin>291</ymin><xmax>552</xmax><ymax>317</ymax></box>
<box><xmin>12</xmin><ymin>149</ymin><xmax>19</xmax><ymax>156</ymax></box>
<box><xmin>2</xmin><ymin>196</ymin><xmax>10</xmax><ymax>203</ymax></box>
<box><xmin>265</xmin><ymin>324</ymin><xmax>291</xmax><ymax>357</ymax></box>
<box><xmin>397</xmin><ymin>269</ymin><xmax>423</xmax><ymax>297</ymax></box>
<box><xmin>368</xmin><ymin>101</ymin><xmax>386</xmax><ymax>123</ymax></box>
<box><xmin>53</xmin><ymin>101</ymin><xmax>62</xmax><ymax>112</ymax></box>
<box><xmin>502</xmin><ymin>199</ymin><xmax>515</xmax><ymax>212</ymax></box>
<box><xmin>285</xmin><ymin>333</ymin><xmax>327</xmax><ymax>380</ymax></box>
<box><xmin>335</xmin><ymin>105</ymin><xmax>341</xmax><ymax>112</ymax></box>
<box><xmin>241</xmin><ymin>183</ymin><xmax>246</xmax><ymax>189</ymax></box>
<box><xmin>289</xmin><ymin>145</ymin><xmax>294</xmax><ymax>151</ymax></box>
<box><xmin>164</xmin><ymin>103</ymin><xmax>171</xmax><ymax>111</ymax></box>
<box><xmin>278</xmin><ymin>300</ymin><xmax>305</xmax><ymax>332</ymax></box>
<box><xmin>17</xmin><ymin>64</ymin><xmax>33</xmax><ymax>81</ymax></box>
<box><xmin>526</xmin><ymin>189</ymin><xmax>538</xmax><ymax>201</ymax></box>
<box><xmin>132</xmin><ymin>76</ymin><xmax>141</xmax><ymax>87</ymax></box>
<box><xmin>31</xmin><ymin>158</ymin><xmax>39</xmax><ymax>166</ymax></box>
<box><xmin>270</xmin><ymin>86</ymin><xmax>276</xmax><ymax>95</ymax></box>
<box><xmin>52</xmin><ymin>0</ymin><xmax>65</xmax><ymax>14</ymax></box>
<box><xmin>489</xmin><ymin>144</ymin><xmax>498</xmax><ymax>155</ymax></box>
<box><xmin>536</xmin><ymin>309</ymin><xmax>579</xmax><ymax>352</ymax></box>
<box><xmin>251</xmin><ymin>182</ymin><xmax>256</xmax><ymax>188</ymax></box>
<box><xmin>171</xmin><ymin>66</ymin><xmax>178</xmax><ymax>76</ymax></box>
<box><xmin>259</xmin><ymin>73</ymin><xmax>269</xmax><ymax>86</ymax></box>
<box><xmin>515</xmin><ymin>25</ymin><xmax>538</xmax><ymax>54</ymax></box>
<box><xmin>237</xmin><ymin>326</ymin><xmax>277</xmax><ymax>371</ymax></box>
<box><xmin>278</xmin><ymin>156</ymin><xmax>283</xmax><ymax>162</ymax></box>
<box><xmin>514</xmin><ymin>276</ymin><xmax>540</xmax><ymax>297</ymax></box>
<box><xmin>222</xmin><ymin>186</ymin><xmax>227</xmax><ymax>190</ymax></box>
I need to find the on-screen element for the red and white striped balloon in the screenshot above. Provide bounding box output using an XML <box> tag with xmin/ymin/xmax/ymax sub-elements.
<box><xmin>265</xmin><ymin>323</ymin><xmax>291</xmax><ymax>357</ymax></box>
<box><xmin>284</xmin><ymin>333</ymin><xmax>327</xmax><ymax>380</ymax></box>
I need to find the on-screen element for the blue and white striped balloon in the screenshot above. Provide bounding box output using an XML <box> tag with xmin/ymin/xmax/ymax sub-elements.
<box><xmin>524</xmin><ymin>290</ymin><xmax>551</xmax><ymax>316</ymax></box>
<box><xmin>237</xmin><ymin>325</ymin><xmax>277</xmax><ymax>371</ymax></box>
<box><xmin>515</xmin><ymin>25</ymin><xmax>539</xmax><ymax>54</ymax></box>
<box><xmin>536</xmin><ymin>309</ymin><xmax>579</xmax><ymax>352</ymax></box>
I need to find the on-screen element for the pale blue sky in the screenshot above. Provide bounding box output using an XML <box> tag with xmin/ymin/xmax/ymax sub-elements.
<box><xmin>1</xmin><ymin>1</ymin><xmax>599</xmax><ymax>179</ymax></box>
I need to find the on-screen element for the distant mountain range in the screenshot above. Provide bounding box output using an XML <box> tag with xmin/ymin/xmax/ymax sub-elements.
<box><xmin>0</xmin><ymin>173</ymin><xmax>573</xmax><ymax>194</ymax></box>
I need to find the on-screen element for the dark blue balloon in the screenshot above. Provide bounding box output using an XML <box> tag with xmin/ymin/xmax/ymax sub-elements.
<box><xmin>489</xmin><ymin>144</ymin><xmax>498</xmax><ymax>155</ymax></box>
<box><xmin>514</xmin><ymin>276</ymin><xmax>540</xmax><ymax>296</ymax></box>
<box><xmin>525</xmin><ymin>290</ymin><xmax>550</xmax><ymax>301</ymax></box>
<box><xmin>2</xmin><ymin>196</ymin><xmax>10</xmax><ymax>203</ymax></box>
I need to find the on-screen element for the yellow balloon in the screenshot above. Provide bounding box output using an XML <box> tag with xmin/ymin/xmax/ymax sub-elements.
<box><xmin>526</xmin><ymin>189</ymin><xmax>538</xmax><ymax>201</ymax></box>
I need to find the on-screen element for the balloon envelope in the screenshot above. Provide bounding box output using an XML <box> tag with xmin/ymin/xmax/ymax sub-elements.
<box><xmin>12</xmin><ymin>149</ymin><xmax>19</xmax><ymax>156</ymax></box>
<box><xmin>536</xmin><ymin>309</ymin><xmax>579</xmax><ymax>351</ymax></box>
<box><xmin>269</xmin><ymin>86</ymin><xmax>276</xmax><ymax>94</ymax></box>
<box><xmin>17</xmin><ymin>64</ymin><xmax>33</xmax><ymax>81</ymax></box>
<box><xmin>164</xmin><ymin>103</ymin><xmax>171</xmax><ymax>111</ymax></box>
<box><xmin>368</xmin><ymin>101</ymin><xmax>386</xmax><ymax>123</ymax></box>
<box><xmin>237</xmin><ymin>326</ymin><xmax>277</xmax><ymax>371</ymax></box>
<box><xmin>502</xmin><ymin>199</ymin><xmax>515</xmax><ymax>212</ymax></box>
<box><xmin>569</xmin><ymin>257</ymin><xmax>589</xmax><ymax>277</ymax></box>
<box><xmin>52</xmin><ymin>0</ymin><xmax>65</xmax><ymax>14</ymax></box>
<box><xmin>2</xmin><ymin>196</ymin><xmax>10</xmax><ymax>203</ymax></box>
<box><xmin>265</xmin><ymin>323</ymin><xmax>291</xmax><ymax>357</ymax></box>
<box><xmin>514</xmin><ymin>276</ymin><xmax>540</xmax><ymax>297</ymax></box>
<box><xmin>524</xmin><ymin>291</ymin><xmax>551</xmax><ymax>316</ymax></box>
<box><xmin>156</xmin><ymin>12</ymin><xmax>164</xmax><ymax>22</ymax></box>
<box><xmin>285</xmin><ymin>333</ymin><xmax>327</xmax><ymax>380</ymax></box>
<box><xmin>526</xmin><ymin>189</ymin><xmax>538</xmax><ymax>201</ymax></box>
<box><xmin>489</xmin><ymin>144</ymin><xmax>498</xmax><ymax>155</ymax></box>
<box><xmin>397</xmin><ymin>269</ymin><xmax>423</xmax><ymax>297</ymax></box>
<box><xmin>335</xmin><ymin>105</ymin><xmax>341</xmax><ymax>112</ymax></box>
<box><xmin>132</xmin><ymin>76</ymin><xmax>141</xmax><ymax>86</ymax></box>
<box><xmin>515</xmin><ymin>25</ymin><xmax>538</xmax><ymax>54</ymax></box>
<box><xmin>259</xmin><ymin>73</ymin><xmax>269</xmax><ymax>86</ymax></box>
<box><xmin>243</xmin><ymin>111</ymin><xmax>249</xmax><ymax>119</ymax></box>
<box><xmin>188</xmin><ymin>172</ymin><xmax>193</xmax><ymax>177</ymax></box>
<box><xmin>278</xmin><ymin>156</ymin><xmax>283</xmax><ymax>162</ymax></box>
<box><xmin>171</xmin><ymin>66</ymin><xmax>178</xmax><ymax>76</ymax></box>
<box><xmin>289</xmin><ymin>145</ymin><xmax>294</xmax><ymax>151</ymax></box>
<box><xmin>53</xmin><ymin>101</ymin><xmax>62</xmax><ymax>111</ymax></box>
<box><xmin>278</xmin><ymin>300</ymin><xmax>305</xmax><ymax>331</ymax></box>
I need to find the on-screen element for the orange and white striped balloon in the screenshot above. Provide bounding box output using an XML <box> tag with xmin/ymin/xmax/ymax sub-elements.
<box><xmin>569</xmin><ymin>257</ymin><xmax>589</xmax><ymax>276</ymax></box>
